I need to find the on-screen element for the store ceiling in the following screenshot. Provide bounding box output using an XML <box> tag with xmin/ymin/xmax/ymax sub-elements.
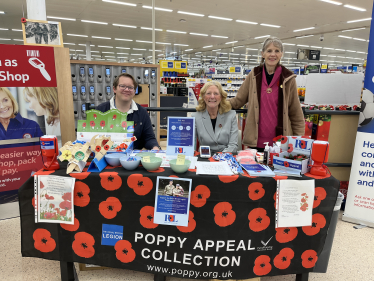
<box><xmin>0</xmin><ymin>0</ymin><xmax>372</xmax><ymax>67</ymax></box>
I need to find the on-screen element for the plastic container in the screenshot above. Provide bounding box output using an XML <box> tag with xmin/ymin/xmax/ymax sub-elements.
<box><xmin>104</xmin><ymin>153</ymin><xmax>123</xmax><ymax>166</ymax></box>
<box><xmin>120</xmin><ymin>156</ymin><xmax>141</xmax><ymax>170</ymax></box>
<box><xmin>141</xmin><ymin>157</ymin><xmax>162</xmax><ymax>171</ymax></box>
<box><xmin>169</xmin><ymin>159</ymin><xmax>191</xmax><ymax>174</ymax></box>
<box><xmin>313</xmin><ymin>191</ymin><xmax>344</xmax><ymax>273</ymax></box>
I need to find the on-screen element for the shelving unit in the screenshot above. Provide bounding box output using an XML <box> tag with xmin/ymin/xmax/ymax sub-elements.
<box><xmin>211</xmin><ymin>74</ymin><xmax>246</xmax><ymax>97</ymax></box>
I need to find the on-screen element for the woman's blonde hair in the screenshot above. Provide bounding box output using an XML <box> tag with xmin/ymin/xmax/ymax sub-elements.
<box><xmin>24</xmin><ymin>87</ymin><xmax>59</xmax><ymax>126</ymax></box>
<box><xmin>196</xmin><ymin>81</ymin><xmax>231</xmax><ymax>114</ymax></box>
<box><xmin>0</xmin><ymin>87</ymin><xmax>18</xmax><ymax>118</ymax></box>
<box><xmin>260</xmin><ymin>36</ymin><xmax>284</xmax><ymax>66</ymax></box>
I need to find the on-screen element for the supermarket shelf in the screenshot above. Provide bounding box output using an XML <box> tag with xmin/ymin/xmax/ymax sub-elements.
<box><xmin>304</xmin><ymin>110</ymin><xmax>360</xmax><ymax>115</ymax></box>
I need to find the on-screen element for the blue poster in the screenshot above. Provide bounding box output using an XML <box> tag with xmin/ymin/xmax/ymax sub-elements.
<box><xmin>153</xmin><ymin>176</ymin><xmax>192</xmax><ymax>227</ymax></box>
<box><xmin>166</xmin><ymin>117</ymin><xmax>195</xmax><ymax>156</ymax></box>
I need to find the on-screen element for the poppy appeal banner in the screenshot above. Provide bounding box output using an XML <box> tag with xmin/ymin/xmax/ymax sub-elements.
<box><xmin>344</xmin><ymin>5</ymin><xmax>374</xmax><ymax>228</ymax></box>
<box><xmin>19</xmin><ymin>163</ymin><xmax>339</xmax><ymax>279</ymax></box>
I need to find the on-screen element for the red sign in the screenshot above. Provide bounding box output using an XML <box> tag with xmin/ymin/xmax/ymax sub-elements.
<box><xmin>0</xmin><ymin>44</ymin><xmax>57</xmax><ymax>87</ymax></box>
<box><xmin>0</xmin><ymin>145</ymin><xmax>43</xmax><ymax>193</ymax></box>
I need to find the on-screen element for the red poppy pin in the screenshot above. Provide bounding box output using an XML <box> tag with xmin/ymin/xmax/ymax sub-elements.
<box><xmin>21</xmin><ymin>18</ymin><xmax>27</xmax><ymax>23</ymax></box>
<box><xmin>219</xmin><ymin>124</ymin><xmax>222</xmax><ymax>128</ymax></box>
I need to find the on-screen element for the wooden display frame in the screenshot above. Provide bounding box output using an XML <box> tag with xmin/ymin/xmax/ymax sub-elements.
<box><xmin>22</xmin><ymin>19</ymin><xmax>64</xmax><ymax>47</ymax></box>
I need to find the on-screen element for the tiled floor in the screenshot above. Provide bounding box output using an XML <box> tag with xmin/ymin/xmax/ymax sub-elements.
<box><xmin>1</xmin><ymin>211</ymin><xmax>373</xmax><ymax>281</ymax></box>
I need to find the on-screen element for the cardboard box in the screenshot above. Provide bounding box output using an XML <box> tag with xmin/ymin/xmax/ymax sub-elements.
<box><xmin>273</xmin><ymin>137</ymin><xmax>314</xmax><ymax>174</ymax></box>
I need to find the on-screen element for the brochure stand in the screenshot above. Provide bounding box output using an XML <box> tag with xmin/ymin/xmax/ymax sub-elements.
<box><xmin>87</xmin><ymin>156</ymin><xmax>108</xmax><ymax>172</ymax></box>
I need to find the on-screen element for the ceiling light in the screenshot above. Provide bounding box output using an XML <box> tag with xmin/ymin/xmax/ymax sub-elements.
<box><xmin>105</xmin><ymin>56</ymin><xmax>116</xmax><ymax>58</ymax></box>
<box><xmin>236</xmin><ymin>19</ymin><xmax>257</xmax><ymax>25</ymax></box>
<box><xmin>98</xmin><ymin>45</ymin><xmax>113</xmax><ymax>48</ymax></box>
<box><xmin>0</xmin><ymin>11</ymin><xmax>5</xmax><ymax>14</ymax></box>
<box><xmin>174</xmin><ymin>44</ymin><xmax>189</xmax><ymax>46</ymax></box>
<box><xmin>208</xmin><ymin>15</ymin><xmax>232</xmax><ymax>21</ymax></box>
<box><xmin>117</xmin><ymin>57</ymin><xmax>128</xmax><ymax>58</ymax></box>
<box><xmin>241</xmin><ymin>54</ymin><xmax>251</xmax><ymax>56</ymax></box>
<box><xmin>170</xmin><ymin>52</ymin><xmax>177</xmax><ymax>54</ymax></box>
<box><xmin>320</xmin><ymin>55</ymin><xmax>327</xmax><ymax>56</ymax></box>
<box><xmin>212</xmin><ymin>49</ymin><xmax>221</xmax><ymax>51</ymax></box>
<box><xmin>142</xmin><ymin>5</ymin><xmax>173</xmax><ymax>12</ymax></box>
<box><xmin>342</xmin><ymin>28</ymin><xmax>366</xmax><ymax>32</ymax></box>
<box><xmin>337</xmin><ymin>56</ymin><xmax>345</xmax><ymax>58</ymax></box>
<box><xmin>156</xmin><ymin>42</ymin><xmax>171</xmax><ymax>45</ymax></box>
<box><xmin>219</xmin><ymin>53</ymin><xmax>228</xmax><ymax>54</ymax></box>
<box><xmin>211</xmin><ymin>35</ymin><xmax>229</xmax><ymax>38</ymax></box>
<box><xmin>293</xmin><ymin>27</ymin><xmax>315</xmax><ymax>32</ymax></box>
<box><xmin>311</xmin><ymin>46</ymin><xmax>323</xmax><ymax>49</ymax></box>
<box><xmin>133</xmin><ymin>48</ymin><xmax>146</xmax><ymax>50</ymax></box>
<box><xmin>335</xmin><ymin>49</ymin><xmax>345</xmax><ymax>51</ymax></box>
<box><xmin>296</xmin><ymin>35</ymin><xmax>314</xmax><ymax>38</ymax></box>
<box><xmin>113</xmin><ymin>23</ymin><xmax>136</xmax><ymax>28</ymax></box>
<box><xmin>285</xmin><ymin>52</ymin><xmax>296</xmax><ymax>54</ymax></box>
<box><xmin>116</xmin><ymin>47</ymin><xmax>130</xmax><ymax>49</ymax></box>
<box><xmin>78</xmin><ymin>44</ymin><xmax>95</xmax><ymax>46</ymax></box>
<box><xmin>357</xmin><ymin>51</ymin><xmax>366</xmax><ymax>54</ymax></box>
<box><xmin>0</xmin><ymin>28</ymin><xmax>8</xmax><ymax>30</ymax></box>
<box><xmin>131</xmin><ymin>54</ymin><xmax>143</xmax><ymax>55</ymax></box>
<box><xmin>353</xmin><ymin>38</ymin><xmax>367</xmax><ymax>41</ymax></box>
<box><xmin>102</xmin><ymin>0</ymin><xmax>136</xmax><ymax>6</ymax></box>
<box><xmin>328</xmin><ymin>55</ymin><xmax>336</xmax><ymax>57</ymax></box>
<box><xmin>346</xmin><ymin>50</ymin><xmax>356</xmax><ymax>52</ymax></box>
<box><xmin>260</xmin><ymin>23</ymin><xmax>281</xmax><ymax>28</ymax></box>
<box><xmin>195</xmin><ymin>52</ymin><xmax>201</xmax><ymax>54</ymax></box>
<box><xmin>81</xmin><ymin>20</ymin><xmax>108</xmax><ymax>25</ymax></box>
<box><xmin>319</xmin><ymin>0</ymin><xmax>342</xmax><ymax>5</ymax></box>
<box><xmin>347</xmin><ymin>18</ymin><xmax>371</xmax><ymax>23</ymax></box>
<box><xmin>47</xmin><ymin>16</ymin><xmax>76</xmax><ymax>21</ymax></box>
<box><xmin>203</xmin><ymin>45</ymin><xmax>213</xmax><ymax>48</ymax></box>
<box><xmin>225</xmin><ymin>41</ymin><xmax>238</xmax><ymax>44</ymax></box>
<box><xmin>148</xmin><ymin>49</ymin><xmax>162</xmax><ymax>52</ymax></box>
<box><xmin>67</xmin><ymin>34</ymin><xmax>88</xmax><ymax>37</ymax></box>
<box><xmin>323</xmin><ymin>47</ymin><xmax>334</xmax><ymax>50</ymax></box>
<box><xmin>283</xmin><ymin>43</ymin><xmax>296</xmax><ymax>46</ymax></box>
<box><xmin>234</xmin><ymin>46</ymin><xmax>244</xmax><ymax>48</ymax></box>
<box><xmin>91</xmin><ymin>55</ymin><xmax>101</xmax><ymax>57</ymax></box>
<box><xmin>91</xmin><ymin>51</ymin><xmax>99</xmax><ymax>53</ymax></box>
<box><xmin>158</xmin><ymin>54</ymin><xmax>164</xmax><ymax>56</ymax></box>
<box><xmin>63</xmin><ymin>43</ymin><xmax>75</xmax><ymax>45</ymax></box>
<box><xmin>230</xmin><ymin>53</ymin><xmax>240</xmax><ymax>56</ymax></box>
<box><xmin>167</xmin><ymin>30</ymin><xmax>187</xmax><ymax>34</ymax></box>
<box><xmin>136</xmin><ymin>40</ymin><xmax>152</xmax><ymax>43</ymax></box>
<box><xmin>92</xmin><ymin>36</ymin><xmax>111</xmax><ymax>39</ymax></box>
<box><xmin>190</xmin><ymin>33</ymin><xmax>208</xmax><ymax>36</ymax></box>
<box><xmin>177</xmin><ymin>11</ymin><xmax>204</xmax><ymax>17</ymax></box>
<box><xmin>254</xmin><ymin>35</ymin><xmax>270</xmax><ymax>39</ymax></box>
<box><xmin>102</xmin><ymin>52</ymin><xmax>115</xmax><ymax>54</ymax></box>
<box><xmin>13</xmin><ymin>39</ymin><xmax>24</xmax><ymax>41</ymax></box>
<box><xmin>344</xmin><ymin>4</ymin><xmax>366</xmax><ymax>11</ymax></box>
<box><xmin>75</xmin><ymin>50</ymin><xmax>84</xmax><ymax>52</ymax></box>
<box><xmin>117</xmin><ymin>53</ymin><xmax>128</xmax><ymax>54</ymax></box>
<box><xmin>12</xmin><ymin>29</ymin><xmax>22</xmax><ymax>32</ymax></box>
<box><xmin>115</xmin><ymin>38</ymin><xmax>133</xmax><ymax>41</ymax></box>
<box><xmin>297</xmin><ymin>44</ymin><xmax>309</xmax><ymax>47</ymax></box>
<box><xmin>185</xmin><ymin>49</ymin><xmax>193</xmax><ymax>51</ymax></box>
<box><xmin>219</xmin><ymin>57</ymin><xmax>228</xmax><ymax>58</ymax></box>
<box><xmin>141</xmin><ymin>27</ymin><xmax>163</xmax><ymax>31</ymax></box>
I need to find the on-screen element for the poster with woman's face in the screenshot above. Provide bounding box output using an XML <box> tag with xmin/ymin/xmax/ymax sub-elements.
<box><xmin>0</xmin><ymin>87</ymin><xmax>61</xmax><ymax>141</ymax></box>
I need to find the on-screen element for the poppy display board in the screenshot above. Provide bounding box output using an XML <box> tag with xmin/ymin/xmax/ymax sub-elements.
<box><xmin>19</xmin><ymin>161</ymin><xmax>339</xmax><ymax>279</ymax></box>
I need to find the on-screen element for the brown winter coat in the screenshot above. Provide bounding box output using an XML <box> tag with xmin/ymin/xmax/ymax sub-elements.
<box><xmin>230</xmin><ymin>65</ymin><xmax>305</xmax><ymax>147</ymax></box>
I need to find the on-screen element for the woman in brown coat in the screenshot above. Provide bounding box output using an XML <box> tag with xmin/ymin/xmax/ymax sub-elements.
<box><xmin>230</xmin><ymin>37</ymin><xmax>305</xmax><ymax>151</ymax></box>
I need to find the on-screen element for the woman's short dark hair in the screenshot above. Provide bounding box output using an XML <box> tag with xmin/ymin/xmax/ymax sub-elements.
<box><xmin>113</xmin><ymin>73</ymin><xmax>138</xmax><ymax>89</ymax></box>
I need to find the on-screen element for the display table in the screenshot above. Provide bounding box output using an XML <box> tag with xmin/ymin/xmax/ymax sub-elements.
<box><xmin>19</xmin><ymin>160</ymin><xmax>339</xmax><ymax>280</ymax></box>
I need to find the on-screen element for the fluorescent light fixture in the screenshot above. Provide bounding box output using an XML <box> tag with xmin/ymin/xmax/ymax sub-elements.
<box><xmin>142</xmin><ymin>5</ymin><xmax>173</xmax><ymax>12</ymax></box>
<box><xmin>102</xmin><ymin>0</ymin><xmax>136</xmax><ymax>6</ymax></box>
<box><xmin>117</xmin><ymin>52</ymin><xmax>128</xmax><ymax>54</ymax></box>
<box><xmin>91</xmin><ymin>55</ymin><xmax>101</xmax><ymax>57</ymax></box>
<box><xmin>234</xmin><ymin>46</ymin><xmax>244</xmax><ymax>48</ymax></box>
<box><xmin>156</xmin><ymin>42</ymin><xmax>171</xmax><ymax>45</ymax></box>
<box><xmin>133</xmin><ymin>48</ymin><xmax>146</xmax><ymax>50</ymax></box>
<box><xmin>0</xmin><ymin>11</ymin><xmax>5</xmax><ymax>14</ymax></box>
<box><xmin>92</xmin><ymin>36</ymin><xmax>111</xmax><ymax>39</ymax></box>
<box><xmin>283</xmin><ymin>43</ymin><xmax>296</xmax><ymax>46</ymax></box>
<box><xmin>211</xmin><ymin>35</ymin><xmax>229</xmax><ymax>38</ymax></box>
<box><xmin>185</xmin><ymin>49</ymin><xmax>193</xmax><ymax>51</ymax></box>
<box><xmin>174</xmin><ymin>44</ymin><xmax>189</xmax><ymax>46</ymax></box>
<box><xmin>13</xmin><ymin>39</ymin><xmax>24</xmax><ymax>41</ymax></box>
<box><xmin>296</xmin><ymin>35</ymin><xmax>314</xmax><ymax>39</ymax></box>
<box><xmin>195</xmin><ymin>52</ymin><xmax>201</xmax><ymax>54</ymax></box>
<box><xmin>78</xmin><ymin>44</ymin><xmax>95</xmax><ymax>46</ymax></box>
<box><xmin>328</xmin><ymin>55</ymin><xmax>336</xmax><ymax>57</ymax></box>
<box><xmin>319</xmin><ymin>0</ymin><xmax>342</xmax><ymax>5</ymax></box>
<box><xmin>12</xmin><ymin>29</ymin><xmax>22</xmax><ymax>32</ymax></box>
<box><xmin>166</xmin><ymin>30</ymin><xmax>187</xmax><ymax>34</ymax></box>
<box><xmin>208</xmin><ymin>15</ymin><xmax>232</xmax><ymax>21</ymax></box>
<box><xmin>342</xmin><ymin>28</ymin><xmax>366</xmax><ymax>32</ymax></box>
<box><xmin>67</xmin><ymin>34</ymin><xmax>88</xmax><ymax>37</ymax></box>
<box><xmin>116</xmin><ymin>47</ymin><xmax>130</xmax><ymax>49</ymax></box>
<box><xmin>91</xmin><ymin>51</ymin><xmax>99</xmax><ymax>53</ymax></box>
<box><xmin>115</xmin><ymin>38</ymin><xmax>133</xmax><ymax>41</ymax></box>
<box><xmin>203</xmin><ymin>45</ymin><xmax>213</xmax><ymax>48</ymax></box>
<box><xmin>225</xmin><ymin>41</ymin><xmax>238</xmax><ymax>44</ymax></box>
<box><xmin>0</xmin><ymin>28</ymin><xmax>8</xmax><ymax>30</ymax></box>
<box><xmin>293</xmin><ymin>27</ymin><xmax>315</xmax><ymax>32</ymax></box>
<box><xmin>170</xmin><ymin>52</ymin><xmax>177</xmax><ymax>54</ymax></box>
<box><xmin>177</xmin><ymin>11</ymin><xmax>204</xmax><ymax>17</ymax></box>
<box><xmin>102</xmin><ymin>51</ymin><xmax>114</xmax><ymax>54</ymax></box>
<box><xmin>261</xmin><ymin>23</ymin><xmax>281</xmax><ymax>28</ymax></box>
<box><xmin>136</xmin><ymin>40</ymin><xmax>152</xmax><ymax>44</ymax></box>
<box><xmin>236</xmin><ymin>19</ymin><xmax>258</xmax><ymax>25</ymax></box>
<box><xmin>141</xmin><ymin>27</ymin><xmax>163</xmax><ymax>31</ymax></box>
<box><xmin>254</xmin><ymin>35</ymin><xmax>270</xmax><ymax>39</ymax></box>
<box><xmin>297</xmin><ymin>44</ymin><xmax>309</xmax><ymax>47</ymax></box>
<box><xmin>311</xmin><ymin>46</ymin><xmax>323</xmax><ymax>49</ymax></box>
<box><xmin>190</xmin><ymin>32</ymin><xmax>208</xmax><ymax>36</ymax></box>
<box><xmin>344</xmin><ymin>4</ymin><xmax>366</xmax><ymax>11</ymax></box>
<box><xmin>347</xmin><ymin>18</ymin><xmax>371</xmax><ymax>23</ymax></box>
<box><xmin>335</xmin><ymin>49</ymin><xmax>345</xmax><ymax>51</ymax></box>
<box><xmin>241</xmin><ymin>54</ymin><xmax>251</xmax><ymax>56</ymax></box>
<box><xmin>338</xmin><ymin>35</ymin><xmax>352</xmax><ymax>39</ymax></box>
<box><xmin>47</xmin><ymin>16</ymin><xmax>76</xmax><ymax>21</ymax></box>
<box><xmin>207</xmin><ymin>56</ymin><xmax>216</xmax><ymax>58</ymax></box>
<box><xmin>149</xmin><ymin>49</ymin><xmax>162</xmax><ymax>52</ymax></box>
<box><xmin>212</xmin><ymin>49</ymin><xmax>221</xmax><ymax>51</ymax></box>
<box><xmin>323</xmin><ymin>47</ymin><xmax>334</xmax><ymax>50</ymax></box>
<box><xmin>285</xmin><ymin>52</ymin><xmax>296</xmax><ymax>54</ymax></box>
<box><xmin>131</xmin><ymin>54</ymin><xmax>143</xmax><ymax>55</ymax></box>
<box><xmin>75</xmin><ymin>50</ymin><xmax>84</xmax><ymax>52</ymax></box>
<box><xmin>81</xmin><ymin>20</ymin><xmax>108</xmax><ymax>25</ymax></box>
<box><xmin>117</xmin><ymin>57</ymin><xmax>128</xmax><ymax>58</ymax></box>
<box><xmin>320</xmin><ymin>55</ymin><xmax>327</xmax><ymax>56</ymax></box>
<box><xmin>63</xmin><ymin>43</ymin><xmax>75</xmax><ymax>45</ymax></box>
<box><xmin>353</xmin><ymin>38</ymin><xmax>367</xmax><ymax>41</ymax></box>
<box><xmin>357</xmin><ymin>51</ymin><xmax>366</xmax><ymax>54</ymax></box>
<box><xmin>113</xmin><ymin>23</ymin><xmax>136</xmax><ymax>28</ymax></box>
<box><xmin>337</xmin><ymin>56</ymin><xmax>345</xmax><ymax>58</ymax></box>
<box><xmin>98</xmin><ymin>45</ymin><xmax>113</xmax><ymax>48</ymax></box>
<box><xmin>230</xmin><ymin>53</ymin><xmax>240</xmax><ymax>56</ymax></box>
<box><xmin>346</xmin><ymin>50</ymin><xmax>356</xmax><ymax>52</ymax></box>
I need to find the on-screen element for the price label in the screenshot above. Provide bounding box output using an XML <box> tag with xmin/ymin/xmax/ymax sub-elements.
<box><xmin>176</xmin><ymin>154</ymin><xmax>186</xmax><ymax>165</ymax></box>
<box><xmin>143</xmin><ymin>156</ymin><xmax>151</xmax><ymax>163</ymax></box>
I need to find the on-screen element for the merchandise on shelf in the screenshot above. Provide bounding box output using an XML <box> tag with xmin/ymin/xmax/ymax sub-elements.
<box><xmin>211</xmin><ymin>74</ymin><xmax>246</xmax><ymax>98</ymax></box>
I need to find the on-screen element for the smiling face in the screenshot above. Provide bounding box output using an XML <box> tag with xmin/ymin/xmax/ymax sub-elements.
<box><xmin>113</xmin><ymin>76</ymin><xmax>135</xmax><ymax>103</ymax></box>
<box><xmin>27</xmin><ymin>94</ymin><xmax>46</xmax><ymax>116</ymax></box>
<box><xmin>0</xmin><ymin>91</ymin><xmax>14</xmax><ymax>119</ymax></box>
<box><xmin>204</xmin><ymin>85</ymin><xmax>221</xmax><ymax>111</ymax></box>
<box><xmin>262</xmin><ymin>43</ymin><xmax>283</xmax><ymax>69</ymax></box>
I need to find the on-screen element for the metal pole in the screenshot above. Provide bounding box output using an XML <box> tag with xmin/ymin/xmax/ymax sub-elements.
<box><xmin>152</xmin><ymin>0</ymin><xmax>155</xmax><ymax>64</ymax></box>
<box><xmin>86</xmin><ymin>42</ymin><xmax>91</xmax><ymax>61</ymax></box>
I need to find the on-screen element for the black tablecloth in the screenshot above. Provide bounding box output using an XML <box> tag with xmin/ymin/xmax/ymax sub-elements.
<box><xmin>19</xmin><ymin>161</ymin><xmax>339</xmax><ymax>280</ymax></box>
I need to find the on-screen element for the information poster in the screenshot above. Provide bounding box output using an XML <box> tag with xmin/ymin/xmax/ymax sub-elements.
<box><xmin>153</xmin><ymin>176</ymin><xmax>192</xmax><ymax>226</ymax></box>
<box><xmin>166</xmin><ymin>117</ymin><xmax>195</xmax><ymax>156</ymax></box>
